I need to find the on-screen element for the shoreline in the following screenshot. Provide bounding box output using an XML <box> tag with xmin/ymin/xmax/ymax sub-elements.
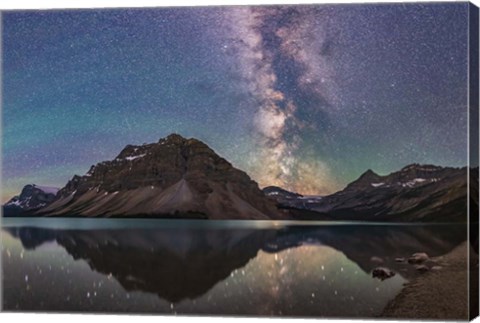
<box><xmin>381</xmin><ymin>241</ymin><xmax>478</xmax><ymax>320</ymax></box>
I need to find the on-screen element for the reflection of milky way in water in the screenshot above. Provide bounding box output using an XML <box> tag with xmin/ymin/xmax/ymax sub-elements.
<box><xmin>1</xmin><ymin>220</ymin><xmax>467</xmax><ymax>317</ymax></box>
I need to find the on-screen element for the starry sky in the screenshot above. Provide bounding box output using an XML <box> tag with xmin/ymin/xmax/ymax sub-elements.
<box><xmin>2</xmin><ymin>3</ymin><xmax>470</xmax><ymax>202</ymax></box>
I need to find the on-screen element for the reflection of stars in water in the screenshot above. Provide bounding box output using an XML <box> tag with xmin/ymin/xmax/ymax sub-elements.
<box><xmin>2</xmin><ymin>232</ymin><xmax>407</xmax><ymax>316</ymax></box>
<box><xmin>2</xmin><ymin>234</ymin><xmax>133</xmax><ymax>310</ymax></box>
<box><xmin>225</xmin><ymin>246</ymin><xmax>331</xmax><ymax>314</ymax></box>
<box><xmin>213</xmin><ymin>244</ymin><xmax>407</xmax><ymax>316</ymax></box>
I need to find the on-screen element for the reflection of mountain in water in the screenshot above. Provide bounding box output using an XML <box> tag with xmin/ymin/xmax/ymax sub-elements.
<box><xmin>267</xmin><ymin>225</ymin><xmax>467</xmax><ymax>278</ymax></box>
<box><xmin>6</xmin><ymin>226</ymin><xmax>276</xmax><ymax>302</ymax></box>
<box><xmin>5</xmin><ymin>224</ymin><xmax>466</xmax><ymax>303</ymax></box>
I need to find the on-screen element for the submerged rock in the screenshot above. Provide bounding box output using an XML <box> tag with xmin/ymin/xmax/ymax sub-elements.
<box><xmin>408</xmin><ymin>252</ymin><xmax>429</xmax><ymax>264</ymax></box>
<box><xmin>414</xmin><ymin>265</ymin><xmax>430</xmax><ymax>273</ymax></box>
<box><xmin>395</xmin><ymin>257</ymin><xmax>406</xmax><ymax>263</ymax></box>
<box><xmin>370</xmin><ymin>256</ymin><xmax>384</xmax><ymax>263</ymax></box>
<box><xmin>372</xmin><ymin>267</ymin><xmax>396</xmax><ymax>280</ymax></box>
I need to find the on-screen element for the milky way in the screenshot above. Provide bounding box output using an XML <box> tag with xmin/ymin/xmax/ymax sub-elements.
<box><xmin>2</xmin><ymin>3</ymin><xmax>470</xmax><ymax>201</ymax></box>
<box><xmin>215</xmin><ymin>6</ymin><xmax>339</xmax><ymax>194</ymax></box>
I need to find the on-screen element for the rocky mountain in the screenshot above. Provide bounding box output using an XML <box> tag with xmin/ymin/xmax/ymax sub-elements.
<box><xmin>3</xmin><ymin>135</ymin><xmax>473</xmax><ymax>222</ymax></box>
<box><xmin>268</xmin><ymin>164</ymin><xmax>471</xmax><ymax>222</ymax></box>
<box><xmin>34</xmin><ymin>134</ymin><xmax>283</xmax><ymax>219</ymax></box>
<box><xmin>263</xmin><ymin>186</ymin><xmax>324</xmax><ymax>214</ymax></box>
<box><xmin>3</xmin><ymin>184</ymin><xmax>59</xmax><ymax>216</ymax></box>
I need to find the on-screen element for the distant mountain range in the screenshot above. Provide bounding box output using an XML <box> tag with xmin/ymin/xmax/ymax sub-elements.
<box><xmin>3</xmin><ymin>134</ymin><xmax>476</xmax><ymax>222</ymax></box>
<box><xmin>265</xmin><ymin>164</ymin><xmax>475</xmax><ymax>222</ymax></box>
<box><xmin>4</xmin><ymin>184</ymin><xmax>59</xmax><ymax>216</ymax></box>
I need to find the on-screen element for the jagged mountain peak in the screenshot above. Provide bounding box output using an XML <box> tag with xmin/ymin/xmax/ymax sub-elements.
<box><xmin>112</xmin><ymin>134</ymin><xmax>215</xmax><ymax>162</ymax></box>
<box><xmin>304</xmin><ymin>164</ymin><xmax>467</xmax><ymax>222</ymax></box>
<box><xmin>345</xmin><ymin>164</ymin><xmax>455</xmax><ymax>192</ymax></box>
<box><xmin>3</xmin><ymin>184</ymin><xmax>59</xmax><ymax>216</ymax></box>
<box><xmin>16</xmin><ymin>184</ymin><xmax>60</xmax><ymax>197</ymax></box>
<box><xmin>39</xmin><ymin>135</ymin><xmax>282</xmax><ymax>220</ymax></box>
<box><xmin>358</xmin><ymin>169</ymin><xmax>380</xmax><ymax>180</ymax></box>
<box><xmin>343</xmin><ymin>169</ymin><xmax>382</xmax><ymax>191</ymax></box>
<box><xmin>163</xmin><ymin>133</ymin><xmax>187</xmax><ymax>142</ymax></box>
<box><xmin>389</xmin><ymin>164</ymin><xmax>456</xmax><ymax>185</ymax></box>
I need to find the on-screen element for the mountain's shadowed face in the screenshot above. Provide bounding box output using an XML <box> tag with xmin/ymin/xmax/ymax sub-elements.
<box><xmin>2</xmin><ymin>3</ymin><xmax>470</xmax><ymax>201</ymax></box>
<box><xmin>265</xmin><ymin>165</ymin><xmax>474</xmax><ymax>222</ymax></box>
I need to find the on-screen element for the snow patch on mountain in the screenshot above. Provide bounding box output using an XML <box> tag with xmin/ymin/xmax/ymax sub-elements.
<box><xmin>5</xmin><ymin>198</ymin><xmax>22</xmax><ymax>207</ymax></box>
<box><xmin>125</xmin><ymin>154</ymin><xmax>146</xmax><ymax>161</ymax></box>
<box><xmin>400</xmin><ymin>178</ymin><xmax>429</xmax><ymax>188</ymax></box>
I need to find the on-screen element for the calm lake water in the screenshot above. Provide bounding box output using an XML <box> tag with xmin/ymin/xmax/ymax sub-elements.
<box><xmin>1</xmin><ymin>218</ymin><xmax>467</xmax><ymax>318</ymax></box>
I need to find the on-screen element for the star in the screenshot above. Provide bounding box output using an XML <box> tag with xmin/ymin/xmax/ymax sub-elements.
<box><xmin>2</xmin><ymin>3</ymin><xmax>470</xmax><ymax>201</ymax></box>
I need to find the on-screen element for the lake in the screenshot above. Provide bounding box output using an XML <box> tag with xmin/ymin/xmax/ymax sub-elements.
<box><xmin>1</xmin><ymin>218</ymin><xmax>467</xmax><ymax>318</ymax></box>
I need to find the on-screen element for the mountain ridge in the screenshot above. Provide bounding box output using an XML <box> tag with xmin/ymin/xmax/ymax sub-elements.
<box><xmin>3</xmin><ymin>184</ymin><xmax>59</xmax><ymax>217</ymax></box>
<box><xmin>3</xmin><ymin>135</ymin><xmax>474</xmax><ymax>222</ymax></box>
<box><xmin>26</xmin><ymin>134</ymin><xmax>284</xmax><ymax>219</ymax></box>
<box><xmin>265</xmin><ymin>163</ymin><xmax>472</xmax><ymax>222</ymax></box>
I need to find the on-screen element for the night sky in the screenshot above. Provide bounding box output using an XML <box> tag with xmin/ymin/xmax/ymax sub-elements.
<box><xmin>2</xmin><ymin>3</ymin><xmax>470</xmax><ymax>202</ymax></box>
